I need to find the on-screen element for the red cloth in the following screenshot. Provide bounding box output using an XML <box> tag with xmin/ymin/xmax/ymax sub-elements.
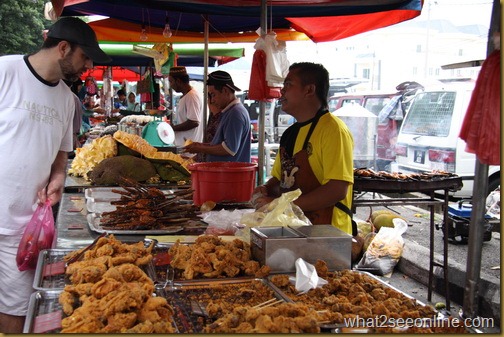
<box><xmin>459</xmin><ymin>49</ymin><xmax>501</xmax><ymax>165</ymax></box>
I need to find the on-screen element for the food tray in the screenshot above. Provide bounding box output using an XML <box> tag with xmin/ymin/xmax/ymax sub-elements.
<box><xmin>164</xmin><ymin>278</ymin><xmax>286</xmax><ymax>333</ymax></box>
<box><xmin>33</xmin><ymin>247</ymin><xmax>159</xmax><ymax>290</ymax></box>
<box><xmin>87</xmin><ymin>213</ymin><xmax>184</xmax><ymax>235</ymax></box>
<box><xmin>24</xmin><ymin>289</ymin><xmax>176</xmax><ymax>333</ymax></box>
<box><xmin>266</xmin><ymin>270</ymin><xmax>437</xmax><ymax>330</ymax></box>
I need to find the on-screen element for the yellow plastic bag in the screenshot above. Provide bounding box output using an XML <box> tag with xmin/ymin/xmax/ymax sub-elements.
<box><xmin>239</xmin><ymin>189</ymin><xmax>311</xmax><ymax>241</ymax></box>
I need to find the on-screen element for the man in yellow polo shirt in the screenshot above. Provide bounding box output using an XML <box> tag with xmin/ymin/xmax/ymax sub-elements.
<box><xmin>252</xmin><ymin>62</ymin><xmax>354</xmax><ymax>234</ymax></box>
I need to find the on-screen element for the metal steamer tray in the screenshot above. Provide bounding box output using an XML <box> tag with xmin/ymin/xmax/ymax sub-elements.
<box><xmin>23</xmin><ymin>289</ymin><xmax>175</xmax><ymax>333</ymax></box>
<box><xmin>163</xmin><ymin>278</ymin><xmax>286</xmax><ymax>333</ymax></box>
<box><xmin>33</xmin><ymin>245</ymin><xmax>158</xmax><ymax>290</ymax></box>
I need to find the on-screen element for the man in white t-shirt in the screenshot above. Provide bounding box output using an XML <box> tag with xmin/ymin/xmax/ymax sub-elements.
<box><xmin>0</xmin><ymin>17</ymin><xmax>110</xmax><ymax>333</ymax></box>
<box><xmin>168</xmin><ymin>66</ymin><xmax>204</xmax><ymax>148</ymax></box>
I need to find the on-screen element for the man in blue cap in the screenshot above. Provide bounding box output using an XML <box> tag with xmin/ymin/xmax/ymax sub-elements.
<box><xmin>0</xmin><ymin>17</ymin><xmax>110</xmax><ymax>333</ymax></box>
<box><xmin>184</xmin><ymin>70</ymin><xmax>251</xmax><ymax>162</ymax></box>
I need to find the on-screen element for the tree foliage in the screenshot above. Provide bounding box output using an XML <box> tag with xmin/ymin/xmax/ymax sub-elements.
<box><xmin>0</xmin><ymin>0</ymin><xmax>49</xmax><ymax>55</ymax></box>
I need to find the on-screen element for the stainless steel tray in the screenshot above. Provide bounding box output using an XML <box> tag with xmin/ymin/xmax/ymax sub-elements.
<box><xmin>164</xmin><ymin>278</ymin><xmax>286</xmax><ymax>333</ymax></box>
<box><xmin>266</xmin><ymin>270</ymin><xmax>438</xmax><ymax>330</ymax></box>
<box><xmin>33</xmin><ymin>249</ymin><xmax>72</xmax><ymax>290</ymax></box>
<box><xmin>24</xmin><ymin>290</ymin><xmax>64</xmax><ymax>333</ymax></box>
<box><xmin>24</xmin><ymin>289</ymin><xmax>176</xmax><ymax>333</ymax></box>
<box><xmin>87</xmin><ymin>212</ymin><xmax>184</xmax><ymax>235</ymax></box>
<box><xmin>33</xmin><ymin>247</ymin><xmax>159</xmax><ymax>290</ymax></box>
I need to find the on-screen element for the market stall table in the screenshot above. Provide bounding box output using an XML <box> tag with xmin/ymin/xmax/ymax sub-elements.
<box><xmin>352</xmin><ymin>175</ymin><xmax>463</xmax><ymax>309</ymax></box>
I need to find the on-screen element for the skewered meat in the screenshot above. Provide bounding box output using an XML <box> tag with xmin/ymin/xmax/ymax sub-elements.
<box><xmin>100</xmin><ymin>179</ymin><xmax>200</xmax><ymax>230</ymax></box>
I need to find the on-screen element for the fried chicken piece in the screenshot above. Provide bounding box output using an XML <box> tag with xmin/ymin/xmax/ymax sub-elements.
<box><xmin>59</xmin><ymin>290</ymin><xmax>76</xmax><ymax>315</ymax></box>
<box><xmin>69</xmin><ymin>263</ymin><xmax>108</xmax><ymax>284</ymax></box>
<box><xmin>91</xmin><ymin>277</ymin><xmax>123</xmax><ymax>298</ymax></box>
<box><xmin>61</xmin><ymin>308</ymin><xmax>104</xmax><ymax>333</ymax></box>
<box><xmin>110</xmin><ymin>253</ymin><xmax>137</xmax><ymax>265</ymax></box>
<box><xmin>115</xmin><ymin>263</ymin><xmax>153</xmax><ymax>285</ymax></box>
<box><xmin>254</xmin><ymin>264</ymin><xmax>271</xmax><ymax>278</ymax></box>
<box><xmin>137</xmin><ymin>296</ymin><xmax>174</xmax><ymax>323</ymax></box>
<box><xmin>242</xmin><ymin>260</ymin><xmax>260</xmax><ymax>275</ymax></box>
<box><xmin>314</xmin><ymin>259</ymin><xmax>329</xmax><ymax>278</ymax></box>
<box><xmin>270</xmin><ymin>274</ymin><xmax>291</xmax><ymax>288</ymax></box>
<box><xmin>123</xmin><ymin>321</ymin><xmax>155</xmax><ymax>333</ymax></box>
<box><xmin>101</xmin><ymin>312</ymin><xmax>138</xmax><ymax>333</ymax></box>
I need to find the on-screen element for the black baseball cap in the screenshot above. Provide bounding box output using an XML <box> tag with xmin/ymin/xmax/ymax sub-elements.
<box><xmin>207</xmin><ymin>70</ymin><xmax>241</xmax><ymax>92</ymax></box>
<box><xmin>46</xmin><ymin>17</ymin><xmax>111</xmax><ymax>64</ymax></box>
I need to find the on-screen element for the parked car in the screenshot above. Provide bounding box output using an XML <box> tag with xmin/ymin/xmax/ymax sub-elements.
<box><xmin>394</xmin><ymin>84</ymin><xmax>500</xmax><ymax>199</ymax></box>
<box><xmin>246</xmin><ymin>99</ymin><xmax>294</xmax><ymax>143</ymax></box>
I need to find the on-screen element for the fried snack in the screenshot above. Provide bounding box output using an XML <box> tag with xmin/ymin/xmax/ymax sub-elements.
<box><xmin>168</xmin><ymin>235</ymin><xmax>269</xmax><ymax>280</ymax></box>
<box><xmin>113</xmin><ymin>130</ymin><xmax>157</xmax><ymax>157</ymax></box>
<box><xmin>59</xmin><ymin>263</ymin><xmax>175</xmax><ymax>333</ymax></box>
<box><xmin>270</xmin><ymin>269</ymin><xmax>437</xmax><ymax>327</ymax></box>
<box><xmin>68</xmin><ymin>135</ymin><xmax>117</xmax><ymax>179</ymax></box>
<box><xmin>204</xmin><ymin>303</ymin><xmax>321</xmax><ymax>333</ymax></box>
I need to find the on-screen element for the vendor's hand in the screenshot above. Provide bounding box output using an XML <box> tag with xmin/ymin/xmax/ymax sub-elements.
<box><xmin>253</xmin><ymin>185</ymin><xmax>268</xmax><ymax>196</ymax></box>
<box><xmin>251</xmin><ymin>195</ymin><xmax>274</xmax><ymax>210</ymax></box>
<box><xmin>183</xmin><ymin>142</ymin><xmax>202</xmax><ymax>153</ymax></box>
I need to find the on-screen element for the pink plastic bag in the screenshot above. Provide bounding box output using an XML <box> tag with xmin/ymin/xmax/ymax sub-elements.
<box><xmin>16</xmin><ymin>201</ymin><xmax>55</xmax><ymax>271</ymax></box>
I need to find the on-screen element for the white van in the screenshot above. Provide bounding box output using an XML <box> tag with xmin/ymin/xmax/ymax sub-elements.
<box><xmin>394</xmin><ymin>85</ymin><xmax>500</xmax><ymax>198</ymax></box>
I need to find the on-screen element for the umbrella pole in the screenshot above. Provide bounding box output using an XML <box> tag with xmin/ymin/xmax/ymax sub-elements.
<box><xmin>462</xmin><ymin>0</ymin><xmax>500</xmax><ymax>321</ymax></box>
<box><xmin>257</xmin><ymin>0</ymin><xmax>267</xmax><ymax>185</ymax></box>
<box><xmin>203</xmin><ymin>15</ymin><xmax>209</xmax><ymax>138</ymax></box>
<box><xmin>462</xmin><ymin>159</ymin><xmax>488</xmax><ymax>319</ymax></box>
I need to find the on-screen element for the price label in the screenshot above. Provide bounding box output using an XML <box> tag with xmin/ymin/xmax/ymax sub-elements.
<box><xmin>42</xmin><ymin>261</ymin><xmax>66</xmax><ymax>277</ymax></box>
<box><xmin>68</xmin><ymin>223</ymin><xmax>84</xmax><ymax>230</ymax></box>
<box><xmin>33</xmin><ymin>311</ymin><xmax>62</xmax><ymax>333</ymax></box>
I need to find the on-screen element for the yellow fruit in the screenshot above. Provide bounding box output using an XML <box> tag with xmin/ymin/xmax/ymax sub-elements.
<box><xmin>373</xmin><ymin>213</ymin><xmax>406</xmax><ymax>231</ymax></box>
<box><xmin>357</xmin><ymin>221</ymin><xmax>373</xmax><ymax>236</ymax></box>
<box><xmin>370</xmin><ymin>210</ymin><xmax>396</xmax><ymax>223</ymax></box>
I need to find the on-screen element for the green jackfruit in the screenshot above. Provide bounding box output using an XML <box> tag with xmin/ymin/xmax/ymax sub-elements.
<box><xmin>153</xmin><ymin>162</ymin><xmax>190</xmax><ymax>182</ymax></box>
<box><xmin>373</xmin><ymin>213</ymin><xmax>406</xmax><ymax>231</ymax></box>
<box><xmin>89</xmin><ymin>155</ymin><xmax>157</xmax><ymax>185</ymax></box>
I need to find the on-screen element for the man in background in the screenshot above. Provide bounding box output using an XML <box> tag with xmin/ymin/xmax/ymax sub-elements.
<box><xmin>185</xmin><ymin>70</ymin><xmax>251</xmax><ymax>162</ymax></box>
<box><xmin>168</xmin><ymin>66</ymin><xmax>204</xmax><ymax>148</ymax></box>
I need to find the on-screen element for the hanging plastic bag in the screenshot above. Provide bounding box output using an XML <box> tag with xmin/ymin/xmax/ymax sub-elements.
<box><xmin>16</xmin><ymin>201</ymin><xmax>55</xmax><ymax>271</ymax></box>
<box><xmin>248</xmin><ymin>49</ymin><xmax>281</xmax><ymax>100</ymax></box>
<box><xmin>253</xmin><ymin>31</ymin><xmax>289</xmax><ymax>88</ymax></box>
<box><xmin>356</xmin><ymin>218</ymin><xmax>407</xmax><ymax>276</ymax></box>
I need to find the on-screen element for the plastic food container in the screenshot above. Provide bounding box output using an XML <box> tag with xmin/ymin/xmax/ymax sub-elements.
<box><xmin>188</xmin><ymin>162</ymin><xmax>257</xmax><ymax>205</ymax></box>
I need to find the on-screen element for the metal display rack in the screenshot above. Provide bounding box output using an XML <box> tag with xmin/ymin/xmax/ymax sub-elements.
<box><xmin>352</xmin><ymin>176</ymin><xmax>463</xmax><ymax>308</ymax></box>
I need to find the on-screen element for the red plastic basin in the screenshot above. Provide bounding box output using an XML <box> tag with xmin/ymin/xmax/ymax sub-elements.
<box><xmin>188</xmin><ymin>162</ymin><xmax>257</xmax><ymax>205</ymax></box>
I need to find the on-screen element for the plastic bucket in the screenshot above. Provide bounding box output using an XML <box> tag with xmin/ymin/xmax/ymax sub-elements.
<box><xmin>188</xmin><ymin>162</ymin><xmax>258</xmax><ymax>205</ymax></box>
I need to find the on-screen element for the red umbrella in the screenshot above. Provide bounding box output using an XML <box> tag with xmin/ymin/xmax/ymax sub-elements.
<box><xmin>80</xmin><ymin>66</ymin><xmax>142</xmax><ymax>82</ymax></box>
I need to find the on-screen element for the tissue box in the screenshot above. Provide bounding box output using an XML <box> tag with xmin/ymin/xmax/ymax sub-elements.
<box><xmin>250</xmin><ymin>225</ymin><xmax>351</xmax><ymax>273</ymax></box>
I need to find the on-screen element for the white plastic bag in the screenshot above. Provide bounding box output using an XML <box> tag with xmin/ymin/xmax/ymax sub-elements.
<box><xmin>357</xmin><ymin>218</ymin><xmax>408</xmax><ymax>276</ymax></box>
<box><xmin>291</xmin><ymin>258</ymin><xmax>328</xmax><ymax>294</ymax></box>
<box><xmin>254</xmin><ymin>31</ymin><xmax>289</xmax><ymax>87</ymax></box>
